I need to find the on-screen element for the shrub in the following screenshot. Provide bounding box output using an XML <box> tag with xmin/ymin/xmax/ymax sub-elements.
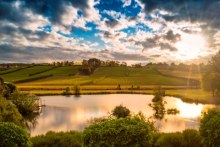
<box><xmin>0</xmin><ymin>122</ymin><xmax>31</xmax><ymax>147</ymax></box>
<box><xmin>200</xmin><ymin>110</ymin><xmax>220</xmax><ymax>146</ymax></box>
<box><xmin>0</xmin><ymin>96</ymin><xmax>24</xmax><ymax>126</ymax></box>
<box><xmin>154</xmin><ymin>129</ymin><xmax>203</xmax><ymax>147</ymax></box>
<box><xmin>10</xmin><ymin>92</ymin><xmax>36</xmax><ymax>116</ymax></box>
<box><xmin>83</xmin><ymin>117</ymin><xmax>154</xmax><ymax>146</ymax></box>
<box><xmin>112</xmin><ymin>105</ymin><xmax>130</xmax><ymax>118</ymax></box>
<box><xmin>182</xmin><ymin>129</ymin><xmax>202</xmax><ymax>147</ymax></box>
<box><xmin>155</xmin><ymin>132</ymin><xmax>185</xmax><ymax>147</ymax></box>
<box><xmin>31</xmin><ymin>131</ymin><xmax>82</xmax><ymax>147</ymax></box>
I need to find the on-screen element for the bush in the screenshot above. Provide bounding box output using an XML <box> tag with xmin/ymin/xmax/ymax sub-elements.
<box><xmin>0</xmin><ymin>122</ymin><xmax>31</xmax><ymax>147</ymax></box>
<box><xmin>200</xmin><ymin>110</ymin><xmax>220</xmax><ymax>146</ymax></box>
<box><xmin>0</xmin><ymin>96</ymin><xmax>24</xmax><ymax>126</ymax></box>
<box><xmin>112</xmin><ymin>105</ymin><xmax>130</xmax><ymax>118</ymax></box>
<box><xmin>31</xmin><ymin>131</ymin><xmax>82</xmax><ymax>147</ymax></box>
<box><xmin>154</xmin><ymin>129</ymin><xmax>202</xmax><ymax>147</ymax></box>
<box><xmin>10</xmin><ymin>92</ymin><xmax>36</xmax><ymax>116</ymax></box>
<box><xmin>155</xmin><ymin>132</ymin><xmax>184</xmax><ymax>147</ymax></box>
<box><xmin>182</xmin><ymin>129</ymin><xmax>202</xmax><ymax>147</ymax></box>
<box><xmin>83</xmin><ymin>117</ymin><xmax>154</xmax><ymax>146</ymax></box>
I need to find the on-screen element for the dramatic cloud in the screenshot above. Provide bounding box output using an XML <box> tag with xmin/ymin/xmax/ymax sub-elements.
<box><xmin>0</xmin><ymin>0</ymin><xmax>219</xmax><ymax>63</ymax></box>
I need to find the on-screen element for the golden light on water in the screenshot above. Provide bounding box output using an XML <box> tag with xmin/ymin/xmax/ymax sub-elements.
<box><xmin>175</xmin><ymin>33</ymin><xmax>206</xmax><ymax>60</ymax></box>
<box><xmin>175</xmin><ymin>100</ymin><xmax>203</xmax><ymax>118</ymax></box>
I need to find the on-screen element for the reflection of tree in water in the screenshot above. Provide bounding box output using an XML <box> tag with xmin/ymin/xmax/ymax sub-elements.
<box><xmin>149</xmin><ymin>87</ymin><xmax>179</xmax><ymax>120</ymax></box>
<box><xmin>149</xmin><ymin>101</ymin><xmax>166</xmax><ymax>120</ymax></box>
<box><xmin>24</xmin><ymin>113</ymin><xmax>39</xmax><ymax>131</ymax></box>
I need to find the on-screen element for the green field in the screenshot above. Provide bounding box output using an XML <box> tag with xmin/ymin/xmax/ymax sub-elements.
<box><xmin>0</xmin><ymin>66</ymin><xmax>196</xmax><ymax>86</ymax></box>
<box><xmin>0</xmin><ymin>65</ymin><xmax>213</xmax><ymax>104</ymax></box>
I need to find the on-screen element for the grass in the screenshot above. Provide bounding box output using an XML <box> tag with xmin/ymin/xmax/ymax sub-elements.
<box><xmin>2</xmin><ymin>65</ymin><xmax>216</xmax><ymax>104</ymax></box>
<box><xmin>12</xmin><ymin>66</ymin><xmax>191</xmax><ymax>86</ymax></box>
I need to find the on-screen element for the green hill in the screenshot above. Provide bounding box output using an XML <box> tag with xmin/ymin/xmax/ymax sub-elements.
<box><xmin>0</xmin><ymin>66</ymin><xmax>196</xmax><ymax>86</ymax></box>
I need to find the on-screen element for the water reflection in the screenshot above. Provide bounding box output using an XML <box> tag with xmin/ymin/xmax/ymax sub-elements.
<box><xmin>30</xmin><ymin>94</ymin><xmax>220</xmax><ymax>136</ymax></box>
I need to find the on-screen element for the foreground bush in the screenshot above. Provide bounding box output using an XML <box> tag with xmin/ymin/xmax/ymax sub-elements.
<box><xmin>0</xmin><ymin>96</ymin><xmax>24</xmax><ymax>126</ymax></box>
<box><xmin>112</xmin><ymin>104</ymin><xmax>130</xmax><ymax>118</ymax></box>
<box><xmin>0</xmin><ymin>122</ymin><xmax>31</xmax><ymax>147</ymax></box>
<box><xmin>200</xmin><ymin>110</ymin><xmax>220</xmax><ymax>146</ymax></box>
<box><xmin>31</xmin><ymin>131</ymin><xmax>82</xmax><ymax>147</ymax></box>
<box><xmin>154</xmin><ymin>129</ymin><xmax>202</xmax><ymax>147</ymax></box>
<box><xmin>83</xmin><ymin>117</ymin><xmax>154</xmax><ymax>147</ymax></box>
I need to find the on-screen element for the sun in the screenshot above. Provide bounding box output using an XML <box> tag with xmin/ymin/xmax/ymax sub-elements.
<box><xmin>174</xmin><ymin>33</ymin><xmax>206</xmax><ymax>60</ymax></box>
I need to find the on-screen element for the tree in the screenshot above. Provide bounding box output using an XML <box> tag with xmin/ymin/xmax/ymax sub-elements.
<box><xmin>87</xmin><ymin>58</ymin><xmax>101</xmax><ymax>68</ymax></box>
<box><xmin>112</xmin><ymin>105</ymin><xmax>130</xmax><ymax>118</ymax></box>
<box><xmin>152</xmin><ymin>86</ymin><xmax>165</xmax><ymax>102</ymax></box>
<box><xmin>200</xmin><ymin>110</ymin><xmax>220</xmax><ymax>146</ymax></box>
<box><xmin>0</xmin><ymin>122</ymin><xmax>31</xmax><ymax>147</ymax></box>
<box><xmin>83</xmin><ymin>117</ymin><xmax>154</xmax><ymax>146</ymax></box>
<box><xmin>62</xmin><ymin>87</ymin><xmax>71</xmax><ymax>95</ymax></box>
<box><xmin>116</xmin><ymin>84</ymin><xmax>121</xmax><ymax>90</ymax></box>
<box><xmin>202</xmin><ymin>51</ymin><xmax>220</xmax><ymax>96</ymax></box>
<box><xmin>74</xmin><ymin>85</ymin><xmax>80</xmax><ymax>95</ymax></box>
<box><xmin>210</xmin><ymin>50</ymin><xmax>220</xmax><ymax>74</ymax></box>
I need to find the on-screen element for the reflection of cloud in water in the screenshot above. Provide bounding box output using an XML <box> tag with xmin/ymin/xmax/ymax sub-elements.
<box><xmin>30</xmin><ymin>94</ymin><xmax>220</xmax><ymax>136</ymax></box>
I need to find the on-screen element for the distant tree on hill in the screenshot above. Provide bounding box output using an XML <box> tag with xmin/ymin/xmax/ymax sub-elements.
<box><xmin>79</xmin><ymin>58</ymin><xmax>101</xmax><ymax>75</ymax></box>
<box><xmin>202</xmin><ymin>51</ymin><xmax>220</xmax><ymax>96</ymax></box>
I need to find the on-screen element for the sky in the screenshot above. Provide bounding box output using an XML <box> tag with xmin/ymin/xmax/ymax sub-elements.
<box><xmin>0</xmin><ymin>0</ymin><xmax>220</xmax><ymax>64</ymax></box>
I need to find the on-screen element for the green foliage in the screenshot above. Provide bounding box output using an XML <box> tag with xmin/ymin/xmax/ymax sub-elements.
<box><xmin>155</xmin><ymin>132</ymin><xmax>185</xmax><ymax>147</ymax></box>
<box><xmin>200</xmin><ymin>110</ymin><xmax>220</xmax><ymax>147</ymax></box>
<box><xmin>29</xmin><ymin>67</ymin><xmax>57</xmax><ymax>76</ymax></box>
<box><xmin>0</xmin><ymin>96</ymin><xmax>24</xmax><ymax>126</ymax></box>
<box><xmin>182</xmin><ymin>129</ymin><xmax>203</xmax><ymax>147</ymax></box>
<box><xmin>10</xmin><ymin>91</ymin><xmax>36</xmax><ymax>116</ymax></box>
<box><xmin>83</xmin><ymin>117</ymin><xmax>154</xmax><ymax>147</ymax></box>
<box><xmin>0</xmin><ymin>122</ymin><xmax>31</xmax><ymax>147</ymax></box>
<box><xmin>5</xmin><ymin>82</ymin><xmax>16</xmax><ymax>94</ymax></box>
<box><xmin>79</xmin><ymin>58</ymin><xmax>101</xmax><ymax>75</ymax></box>
<box><xmin>112</xmin><ymin>105</ymin><xmax>130</xmax><ymax>118</ymax></box>
<box><xmin>31</xmin><ymin>131</ymin><xmax>82</xmax><ymax>147</ymax></box>
<box><xmin>202</xmin><ymin>51</ymin><xmax>220</xmax><ymax>96</ymax></box>
<box><xmin>154</xmin><ymin>130</ymin><xmax>202</xmax><ymax>147</ymax></box>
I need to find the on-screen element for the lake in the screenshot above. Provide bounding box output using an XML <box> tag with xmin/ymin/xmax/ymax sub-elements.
<box><xmin>30</xmin><ymin>94</ymin><xmax>220</xmax><ymax>136</ymax></box>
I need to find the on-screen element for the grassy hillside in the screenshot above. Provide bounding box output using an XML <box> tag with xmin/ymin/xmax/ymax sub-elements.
<box><xmin>0</xmin><ymin>66</ymin><xmax>199</xmax><ymax>87</ymax></box>
<box><xmin>0</xmin><ymin>65</ymin><xmax>80</xmax><ymax>83</ymax></box>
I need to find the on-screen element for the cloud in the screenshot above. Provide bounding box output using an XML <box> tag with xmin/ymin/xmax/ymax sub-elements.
<box><xmin>139</xmin><ymin>0</ymin><xmax>220</xmax><ymax>29</ymax></box>
<box><xmin>164</xmin><ymin>30</ymin><xmax>181</xmax><ymax>42</ymax></box>
<box><xmin>121</xmin><ymin>0</ymin><xmax>132</xmax><ymax>7</ymax></box>
<box><xmin>105</xmin><ymin>19</ymin><xmax>119</xmax><ymax>28</ymax></box>
<box><xmin>0</xmin><ymin>0</ymin><xmax>219</xmax><ymax>63</ymax></box>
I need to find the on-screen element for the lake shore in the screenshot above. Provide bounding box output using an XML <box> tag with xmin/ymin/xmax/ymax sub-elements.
<box><xmin>19</xmin><ymin>88</ymin><xmax>220</xmax><ymax>105</ymax></box>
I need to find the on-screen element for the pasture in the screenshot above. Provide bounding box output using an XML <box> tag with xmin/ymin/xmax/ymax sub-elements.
<box><xmin>0</xmin><ymin>65</ymin><xmax>211</xmax><ymax>104</ymax></box>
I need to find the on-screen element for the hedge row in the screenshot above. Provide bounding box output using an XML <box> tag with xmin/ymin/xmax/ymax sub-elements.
<box><xmin>14</xmin><ymin>74</ymin><xmax>53</xmax><ymax>83</ymax></box>
<box><xmin>0</xmin><ymin>65</ymin><xmax>35</xmax><ymax>75</ymax></box>
<box><xmin>29</xmin><ymin>67</ymin><xmax>57</xmax><ymax>76</ymax></box>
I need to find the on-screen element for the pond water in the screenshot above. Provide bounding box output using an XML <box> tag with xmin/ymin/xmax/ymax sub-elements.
<box><xmin>30</xmin><ymin>94</ymin><xmax>220</xmax><ymax>136</ymax></box>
